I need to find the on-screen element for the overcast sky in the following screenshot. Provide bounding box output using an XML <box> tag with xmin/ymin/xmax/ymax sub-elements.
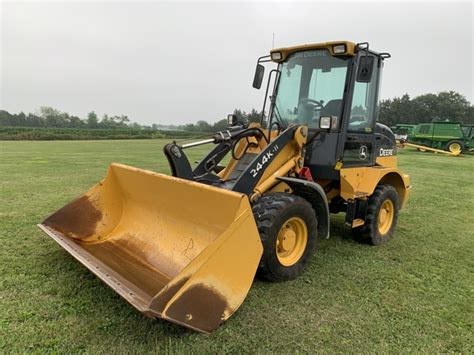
<box><xmin>1</xmin><ymin>1</ymin><xmax>473</xmax><ymax>125</ymax></box>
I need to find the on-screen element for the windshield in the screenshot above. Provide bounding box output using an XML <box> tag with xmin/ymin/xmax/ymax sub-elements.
<box><xmin>273</xmin><ymin>49</ymin><xmax>349</xmax><ymax>128</ymax></box>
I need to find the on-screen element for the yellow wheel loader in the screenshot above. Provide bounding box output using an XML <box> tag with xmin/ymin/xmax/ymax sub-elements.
<box><xmin>39</xmin><ymin>41</ymin><xmax>411</xmax><ymax>333</ymax></box>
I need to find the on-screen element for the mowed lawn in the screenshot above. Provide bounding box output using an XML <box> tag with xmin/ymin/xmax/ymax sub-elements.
<box><xmin>1</xmin><ymin>139</ymin><xmax>473</xmax><ymax>353</ymax></box>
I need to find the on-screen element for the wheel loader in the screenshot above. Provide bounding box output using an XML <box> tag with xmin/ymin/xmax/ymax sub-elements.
<box><xmin>39</xmin><ymin>41</ymin><xmax>411</xmax><ymax>333</ymax></box>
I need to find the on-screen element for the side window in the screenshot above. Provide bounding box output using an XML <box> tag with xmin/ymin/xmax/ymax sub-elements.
<box><xmin>308</xmin><ymin>67</ymin><xmax>347</xmax><ymax>104</ymax></box>
<box><xmin>419</xmin><ymin>125</ymin><xmax>430</xmax><ymax>134</ymax></box>
<box><xmin>348</xmin><ymin>56</ymin><xmax>379</xmax><ymax>133</ymax></box>
<box><xmin>306</xmin><ymin>67</ymin><xmax>347</xmax><ymax>128</ymax></box>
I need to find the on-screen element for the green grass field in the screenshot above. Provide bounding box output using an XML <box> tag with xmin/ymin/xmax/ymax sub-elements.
<box><xmin>1</xmin><ymin>140</ymin><xmax>473</xmax><ymax>353</ymax></box>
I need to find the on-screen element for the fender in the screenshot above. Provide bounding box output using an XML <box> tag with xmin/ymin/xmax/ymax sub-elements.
<box><xmin>276</xmin><ymin>176</ymin><xmax>330</xmax><ymax>239</ymax></box>
<box><xmin>340</xmin><ymin>166</ymin><xmax>411</xmax><ymax>208</ymax></box>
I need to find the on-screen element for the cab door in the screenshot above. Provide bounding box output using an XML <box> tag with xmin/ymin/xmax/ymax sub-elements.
<box><xmin>341</xmin><ymin>53</ymin><xmax>381</xmax><ymax>167</ymax></box>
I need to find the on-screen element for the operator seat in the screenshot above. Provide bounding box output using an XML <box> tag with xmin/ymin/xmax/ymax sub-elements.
<box><xmin>320</xmin><ymin>99</ymin><xmax>342</xmax><ymax>118</ymax></box>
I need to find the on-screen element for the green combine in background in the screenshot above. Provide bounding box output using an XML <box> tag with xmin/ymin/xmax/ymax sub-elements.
<box><xmin>407</xmin><ymin>122</ymin><xmax>472</xmax><ymax>154</ymax></box>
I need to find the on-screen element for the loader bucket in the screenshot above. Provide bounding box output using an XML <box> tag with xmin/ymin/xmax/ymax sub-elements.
<box><xmin>38</xmin><ymin>163</ymin><xmax>263</xmax><ymax>333</ymax></box>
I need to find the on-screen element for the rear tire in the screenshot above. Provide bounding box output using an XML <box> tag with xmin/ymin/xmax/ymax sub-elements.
<box><xmin>252</xmin><ymin>193</ymin><xmax>317</xmax><ymax>282</ymax></box>
<box><xmin>352</xmin><ymin>184</ymin><xmax>399</xmax><ymax>245</ymax></box>
<box><xmin>446</xmin><ymin>140</ymin><xmax>464</xmax><ymax>154</ymax></box>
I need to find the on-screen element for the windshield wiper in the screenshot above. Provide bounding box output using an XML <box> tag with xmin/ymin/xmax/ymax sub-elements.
<box><xmin>273</xmin><ymin>104</ymin><xmax>288</xmax><ymax>129</ymax></box>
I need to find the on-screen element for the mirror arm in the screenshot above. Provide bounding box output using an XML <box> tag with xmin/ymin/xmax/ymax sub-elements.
<box><xmin>257</xmin><ymin>55</ymin><xmax>272</xmax><ymax>64</ymax></box>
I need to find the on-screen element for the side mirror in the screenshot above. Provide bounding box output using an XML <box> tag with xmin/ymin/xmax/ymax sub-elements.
<box><xmin>356</xmin><ymin>56</ymin><xmax>374</xmax><ymax>83</ymax></box>
<box><xmin>227</xmin><ymin>114</ymin><xmax>238</xmax><ymax>126</ymax></box>
<box><xmin>319</xmin><ymin>116</ymin><xmax>338</xmax><ymax>131</ymax></box>
<box><xmin>252</xmin><ymin>64</ymin><xmax>265</xmax><ymax>89</ymax></box>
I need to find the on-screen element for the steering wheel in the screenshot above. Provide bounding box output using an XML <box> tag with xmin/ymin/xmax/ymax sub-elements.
<box><xmin>298</xmin><ymin>98</ymin><xmax>324</xmax><ymax>109</ymax></box>
<box><xmin>297</xmin><ymin>98</ymin><xmax>324</xmax><ymax>124</ymax></box>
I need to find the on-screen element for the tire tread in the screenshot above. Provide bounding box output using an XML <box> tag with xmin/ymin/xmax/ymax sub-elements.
<box><xmin>252</xmin><ymin>193</ymin><xmax>317</xmax><ymax>281</ymax></box>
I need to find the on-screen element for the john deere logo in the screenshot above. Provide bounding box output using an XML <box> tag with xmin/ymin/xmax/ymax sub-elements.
<box><xmin>359</xmin><ymin>145</ymin><xmax>368</xmax><ymax>160</ymax></box>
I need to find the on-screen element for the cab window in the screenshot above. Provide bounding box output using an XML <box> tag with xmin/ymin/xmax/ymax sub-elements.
<box><xmin>348</xmin><ymin>55</ymin><xmax>379</xmax><ymax>133</ymax></box>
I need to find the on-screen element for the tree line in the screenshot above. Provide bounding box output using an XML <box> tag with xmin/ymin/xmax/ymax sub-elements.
<box><xmin>379</xmin><ymin>91</ymin><xmax>473</xmax><ymax>126</ymax></box>
<box><xmin>1</xmin><ymin>91</ymin><xmax>472</xmax><ymax>133</ymax></box>
<box><xmin>0</xmin><ymin>106</ymin><xmax>263</xmax><ymax>133</ymax></box>
<box><xmin>0</xmin><ymin>107</ymin><xmax>138</xmax><ymax>130</ymax></box>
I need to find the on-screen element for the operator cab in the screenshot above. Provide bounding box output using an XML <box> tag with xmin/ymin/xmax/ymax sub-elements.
<box><xmin>255</xmin><ymin>41</ymin><xmax>394</xmax><ymax>180</ymax></box>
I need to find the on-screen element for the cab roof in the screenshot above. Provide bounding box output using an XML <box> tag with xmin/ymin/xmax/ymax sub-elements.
<box><xmin>270</xmin><ymin>41</ymin><xmax>357</xmax><ymax>63</ymax></box>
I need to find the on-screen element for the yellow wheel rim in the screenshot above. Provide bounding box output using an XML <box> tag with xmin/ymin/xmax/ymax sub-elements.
<box><xmin>378</xmin><ymin>199</ymin><xmax>394</xmax><ymax>235</ymax></box>
<box><xmin>449</xmin><ymin>142</ymin><xmax>461</xmax><ymax>154</ymax></box>
<box><xmin>276</xmin><ymin>217</ymin><xmax>308</xmax><ymax>266</ymax></box>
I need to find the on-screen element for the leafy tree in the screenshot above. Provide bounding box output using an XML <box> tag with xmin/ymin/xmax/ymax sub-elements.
<box><xmin>69</xmin><ymin>115</ymin><xmax>84</xmax><ymax>128</ymax></box>
<box><xmin>211</xmin><ymin>119</ymin><xmax>228</xmax><ymax>132</ymax></box>
<box><xmin>230</xmin><ymin>108</ymin><xmax>264</xmax><ymax>124</ymax></box>
<box><xmin>232</xmin><ymin>109</ymin><xmax>246</xmax><ymax>122</ymax></box>
<box><xmin>87</xmin><ymin>111</ymin><xmax>99</xmax><ymax>128</ymax></box>
<box><xmin>99</xmin><ymin>114</ymin><xmax>115</xmax><ymax>128</ymax></box>
<box><xmin>247</xmin><ymin>108</ymin><xmax>263</xmax><ymax>123</ymax></box>
<box><xmin>195</xmin><ymin>120</ymin><xmax>211</xmax><ymax>132</ymax></box>
<box><xmin>183</xmin><ymin>123</ymin><xmax>196</xmax><ymax>132</ymax></box>
<box><xmin>0</xmin><ymin>110</ymin><xmax>14</xmax><ymax>126</ymax></box>
<box><xmin>38</xmin><ymin>106</ymin><xmax>65</xmax><ymax>127</ymax></box>
<box><xmin>116</xmin><ymin>115</ymin><xmax>130</xmax><ymax>126</ymax></box>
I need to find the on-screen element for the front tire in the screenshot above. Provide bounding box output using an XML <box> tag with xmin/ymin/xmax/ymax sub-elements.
<box><xmin>252</xmin><ymin>193</ymin><xmax>318</xmax><ymax>282</ymax></box>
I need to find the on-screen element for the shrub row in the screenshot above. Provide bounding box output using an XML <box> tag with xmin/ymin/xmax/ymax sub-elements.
<box><xmin>0</xmin><ymin>127</ymin><xmax>198</xmax><ymax>141</ymax></box>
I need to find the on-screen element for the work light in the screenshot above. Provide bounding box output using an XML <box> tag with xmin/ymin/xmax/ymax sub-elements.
<box><xmin>271</xmin><ymin>51</ymin><xmax>282</xmax><ymax>60</ymax></box>
<box><xmin>227</xmin><ymin>114</ymin><xmax>238</xmax><ymax>126</ymax></box>
<box><xmin>320</xmin><ymin>116</ymin><xmax>332</xmax><ymax>129</ymax></box>
<box><xmin>333</xmin><ymin>44</ymin><xmax>346</xmax><ymax>54</ymax></box>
